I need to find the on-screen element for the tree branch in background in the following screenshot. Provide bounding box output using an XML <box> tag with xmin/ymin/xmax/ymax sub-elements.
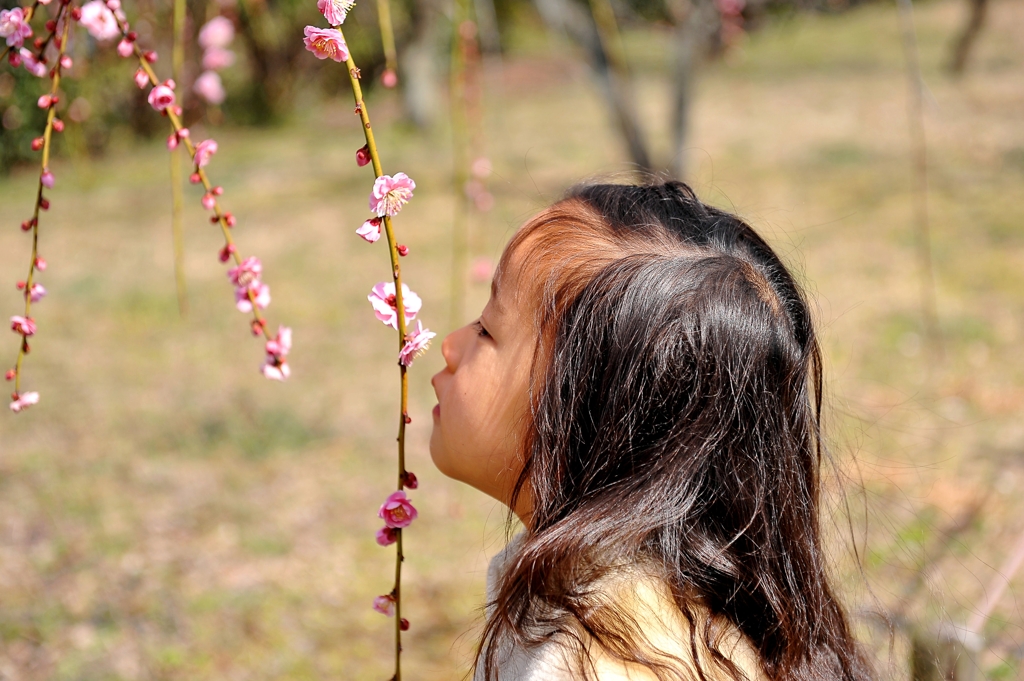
<box><xmin>947</xmin><ymin>0</ymin><xmax>988</xmax><ymax>77</ymax></box>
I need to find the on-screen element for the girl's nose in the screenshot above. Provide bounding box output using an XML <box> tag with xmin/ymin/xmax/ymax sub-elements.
<box><xmin>440</xmin><ymin>326</ymin><xmax>466</xmax><ymax>371</ymax></box>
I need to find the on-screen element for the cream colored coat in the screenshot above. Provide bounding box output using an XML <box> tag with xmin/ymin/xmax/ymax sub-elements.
<box><xmin>474</xmin><ymin>536</ymin><xmax>766</xmax><ymax>681</ymax></box>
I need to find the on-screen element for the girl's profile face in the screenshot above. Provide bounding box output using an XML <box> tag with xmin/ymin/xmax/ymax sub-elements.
<box><xmin>429</xmin><ymin>247</ymin><xmax>536</xmax><ymax>518</ymax></box>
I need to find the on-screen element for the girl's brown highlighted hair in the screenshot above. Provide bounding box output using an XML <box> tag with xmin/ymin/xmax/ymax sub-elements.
<box><xmin>478</xmin><ymin>181</ymin><xmax>871</xmax><ymax>681</ymax></box>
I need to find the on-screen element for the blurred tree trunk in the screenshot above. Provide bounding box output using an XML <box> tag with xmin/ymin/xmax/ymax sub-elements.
<box><xmin>532</xmin><ymin>0</ymin><xmax>652</xmax><ymax>173</ymax></box>
<box><xmin>667</xmin><ymin>0</ymin><xmax>718</xmax><ymax>179</ymax></box>
<box><xmin>400</xmin><ymin>0</ymin><xmax>443</xmax><ymax>128</ymax></box>
<box><xmin>947</xmin><ymin>0</ymin><xmax>988</xmax><ymax>76</ymax></box>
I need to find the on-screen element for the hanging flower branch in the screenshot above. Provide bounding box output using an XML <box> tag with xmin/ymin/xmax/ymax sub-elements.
<box><xmin>111</xmin><ymin>1</ymin><xmax>291</xmax><ymax>380</ymax></box>
<box><xmin>305</xmin><ymin>3</ymin><xmax>434</xmax><ymax>677</ymax></box>
<box><xmin>5</xmin><ymin>0</ymin><xmax>291</xmax><ymax>414</ymax></box>
<box><xmin>4</xmin><ymin>0</ymin><xmax>74</xmax><ymax>413</ymax></box>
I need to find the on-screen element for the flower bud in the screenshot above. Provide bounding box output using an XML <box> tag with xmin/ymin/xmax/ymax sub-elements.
<box><xmin>400</xmin><ymin>618</ymin><xmax>410</xmax><ymax>631</ymax></box>
<box><xmin>31</xmin><ymin>137</ymin><xmax>44</xmax><ymax>151</ymax></box>
<box><xmin>134</xmin><ymin>68</ymin><xmax>148</xmax><ymax>89</ymax></box>
<box><xmin>250</xmin><ymin>319</ymin><xmax>265</xmax><ymax>336</ymax></box>
<box><xmin>218</xmin><ymin>243</ymin><xmax>236</xmax><ymax>262</ymax></box>
<box><xmin>355</xmin><ymin>144</ymin><xmax>371</xmax><ymax>167</ymax></box>
<box><xmin>40</xmin><ymin>170</ymin><xmax>54</xmax><ymax>188</ymax></box>
<box><xmin>34</xmin><ymin>256</ymin><xmax>46</xmax><ymax>271</ymax></box>
<box><xmin>16</xmin><ymin>281</ymin><xmax>25</xmax><ymax>290</ymax></box>
<box><xmin>166</xmin><ymin>133</ymin><xmax>179</xmax><ymax>150</ymax></box>
<box><xmin>212</xmin><ymin>185</ymin><xmax>223</xmax><ymax>196</ymax></box>
<box><xmin>117</xmin><ymin>39</ymin><xmax>133</xmax><ymax>58</ymax></box>
<box><xmin>70</xmin><ymin>6</ymin><xmax>81</xmax><ymax>19</ymax></box>
<box><xmin>143</xmin><ymin>50</ymin><xmax>158</xmax><ymax>63</ymax></box>
<box><xmin>45</xmin><ymin>20</ymin><xmax>56</xmax><ymax>31</ymax></box>
<box><xmin>177</xmin><ymin>127</ymin><xmax>189</xmax><ymax>138</ymax></box>
<box><xmin>33</xmin><ymin>38</ymin><xmax>43</xmax><ymax>50</ymax></box>
<box><xmin>403</xmin><ymin>413</ymin><xmax>412</xmax><ymax>424</ymax></box>
<box><xmin>397</xmin><ymin>244</ymin><xmax>409</xmax><ymax>257</ymax></box>
<box><xmin>39</xmin><ymin>198</ymin><xmax>49</xmax><ymax>210</ymax></box>
<box><xmin>189</xmin><ymin>172</ymin><xmax>201</xmax><ymax>184</ymax></box>
<box><xmin>223</xmin><ymin>212</ymin><xmax>236</xmax><ymax>227</ymax></box>
<box><xmin>402</xmin><ymin>471</ymin><xmax>418</xmax><ymax>489</ymax></box>
<box><xmin>52</xmin><ymin>119</ymin><xmax>64</xmax><ymax>132</ymax></box>
<box><xmin>127</xmin><ymin>31</ymin><xmax>137</xmax><ymax>41</ymax></box>
<box><xmin>59</xmin><ymin>55</ymin><xmax>72</xmax><ymax>70</ymax></box>
<box><xmin>8</xmin><ymin>51</ymin><xmax>21</xmax><ymax>67</ymax></box>
<box><xmin>37</xmin><ymin>94</ymin><xmax>52</xmax><ymax>109</ymax></box>
<box><xmin>4</xmin><ymin>370</ymin><xmax>14</xmax><ymax>381</ymax></box>
<box><xmin>201</xmin><ymin>193</ymin><xmax>216</xmax><ymax>210</ymax></box>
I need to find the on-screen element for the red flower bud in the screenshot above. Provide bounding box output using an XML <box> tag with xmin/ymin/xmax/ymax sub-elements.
<box><xmin>218</xmin><ymin>243</ymin><xmax>237</xmax><ymax>262</ymax></box>
<box><xmin>45</xmin><ymin>20</ymin><xmax>56</xmax><ymax>31</ymax></box>
<box><xmin>127</xmin><ymin>31</ymin><xmax>137</xmax><ymax>41</ymax></box>
<box><xmin>189</xmin><ymin>173</ymin><xmax>201</xmax><ymax>184</ymax></box>
<box><xmin>52</xmin><ymin>119</ymin><xmax>64</xmax><ymax>132</ymax></box>
<box><xmin>35</xmin><ymin>256</ymin><xmax>47</xmax><ymax>271</ymax></box>
<box><xmin>212</xmin><ymin>186</ymin><xmax>223</xmax><ymax>196</ymax></box>
<box><xmin>31</xmin><ymin>137</ymin><xmax>44</xmax><ymax>151</ymax></box>
<box><xmin>33</xmin><ymin>38</ymin><xmax>43</xmax><ymax>50</ymax></box>
<box><xmin>4</xmin><ymin>370</ymin><xmax>14</xmax><ymax>381</ymax></box>
<box><xmin>22</xmin><ymin>341</ymin><xmax>30</xmax><ymax>354</ymax></box>
<box><xmin>397</xmin><ymin>244</ymin><xmax>409</xmax><ymax>257</ymax></box>
<box><xmin>251</xmin><ymin>319</ymin><xmax>265</xmax><ymax>336</ymax></box>
<box><xmin>39</xmin><ymin>198</ymin><xmax>49</xmax><ymax>210</ymax></box>
<box><xmin>210</xmin><ymin>215</ymin><xmax>220</xmax><ymax>224</ymax></box>
<box><xmin>70</xmin><ymin>6</ymin><xmax>82</xmax><ymax>19</ymax></box>
<box><xmin>403</xmin><ymin>414</ymin><xmax>412</xmax><ymax>424</ymax></box>
<box><xmin>402</xmin><ymin>471</ymin><xmax>418</xmax><ymax>489</ymax></box>
<box><xmin>400</xmin><ymin>618</ymin><xmax>410</xmax><ymax>631</ymax></box>
<box><xmin>15</xmin><ymin>281</ymin><xmax>25</xmax><ymax>290</ymax></box>
<box><xmin>59</xmin><ymin>55</ymin><xmax>72</xmax><ymax>70</ymax></box>
<box><xmin>143</xmin><ymin>50</ymin><xmax>158</xmax><ymax>63</ymax></box>
<box><xmin>223</xmin><ymin>213</ymin><xmax>236</xmax><ymax>227</ymax></box>
<box><xmin>8</xmin><ymin>51</ymin><xmax>21</xmax><ymax>67</ymax></box>
<box><xmin>355</xmin><ymin>144</ymin><xmax>371</xmax><ymax>167</ymax></box>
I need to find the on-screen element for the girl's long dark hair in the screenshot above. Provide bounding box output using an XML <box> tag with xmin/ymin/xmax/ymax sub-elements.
<box><xmin>477</xmin><ymin>181</ymin><xmax>872</xmax><ymax>681</ymax></box>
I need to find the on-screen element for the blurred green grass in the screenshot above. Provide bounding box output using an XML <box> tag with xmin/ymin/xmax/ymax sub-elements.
<box><xmin>2</xmin><ymin>0</ymin><xmax>1024</xmax><ymax>678</ymax></box>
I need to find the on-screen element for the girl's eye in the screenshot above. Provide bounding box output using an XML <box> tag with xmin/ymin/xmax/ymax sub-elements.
<box><xmin>472</xmin><ymin>320</ymin><xmax>491</xmax><ymax>338</ymax></box>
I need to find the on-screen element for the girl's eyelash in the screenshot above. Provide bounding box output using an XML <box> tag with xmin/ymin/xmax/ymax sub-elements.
<box><xmin>473</xmin><ymin>320</ymin><xmax>491</xmax><ymax>338</ymax></box>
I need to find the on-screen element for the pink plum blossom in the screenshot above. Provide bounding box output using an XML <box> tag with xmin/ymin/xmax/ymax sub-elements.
<box><xmin>303</xmin><ymin>26</ymin><xmax>348</xmax><ymax>62</ymax></box>
<box><xmin>79</xmin><ymin>1</ymin><xmax>120</xmax><ymax>41</ymax></box>
<box><xmin>260</xmin><ymin>325</ymin><xmax>291</xmax><ymax>380</ymax></box>
<box><xmin>378</xmin><ymin>490</ymin><xmax>418</xmax><ymax>529</ymax></box>
<box><xmin>398</xmin><ymin>321</ymin><xmax>436</xmax><ymax>368</ymax></box>
<box><xmin>367</xmin><ymin>282</ymin><xmax>421</xmax><ymax>329</ymax></box>
<box><xmin>265</xmin><ymin>325</ymin><xmax>291</xmax><ymax>358</ymax></box>
<box><xmin>10</xmin><ymin>316</ymin><xmax>36</xmax><ymax>336</ymax></box>
<box><xmin>373</xmin><ymin>594</ymin><xmax>396</xmax><ymax>617</ymax></box>
<box><xmin>147</xmin><ymin>83</ymin><xmax>176</xmax><ymax>112</ymax></box>
<box><xmin>0</xmin><ymin>8</ymin><xmax>33</xmax><ymax>48</ymax></box>
<box><xmin>228</xmin><ymin>256</ymin><xmax>262</xmax><ymax>288</ymax></box>
<box><xmin>134</xmin><ymin>68</ymin><xmax>149</xmax><ymax>89</ymax></box>
<box><xmin>376</xmin><ymin>527</ymin><xmax>398</xmax><ymax>546</ymax></box>
<box><xmin>235</xmin><ymin>282</ymin><xmax>270</xmax><ymax>313</ymax></box>
<box><xmin>317</xmin><ymin>0</ymin><xmax>356</xmax><ymax>26</ymax></box>
<box><xmin>198</xmin><ymin>16</ymin><xmax>234</xmax><ymax>49</ymax></box>
<box><xmin>20</xmin><ymin>49</ymin><xmax>47</xmax><ymax>77</ymax></box>
<box><xmin>356</xmin><ymin>217</ymin><xmax>381</xmax><ymax>243</ymax></box>
<box><xmin>193</xmin><ymin>139</ymin><xmax>218</xmax><ymax>168</ymax></box>
<box><xmin>27</xmin><ymin>283</ymin><xmax>46</xmax><ymax>303</ymax></box>
<box><xmin>9</xmin><ymin>391</ymin><xmax>39</xmax><ymax>413</ymax></box>
<box><xmin>202</xmin><ymin>46</ymin><xmax>235</xmax><ymax>71</ymax></box>
<box><xmin>369</xmin><ymin>172</ymin><xmax>415</xmax><ymax>217</ymax></box>
<box><xmin>193</xmin><ymin>70</ymin><xmax>226</xmax><ymax>104</ymax></box>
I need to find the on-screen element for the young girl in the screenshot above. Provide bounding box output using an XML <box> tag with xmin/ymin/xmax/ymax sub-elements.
<box><xmin>429</xmin><ymin>181</ymin><xmax>871</xmax><ymax>681</ymax></box>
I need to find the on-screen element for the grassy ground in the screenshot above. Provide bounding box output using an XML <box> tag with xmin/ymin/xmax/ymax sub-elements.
<box><xmin>1</xmin><ymin>0</ymin><xmax>1023</xmax><ymax>678</ymax></box>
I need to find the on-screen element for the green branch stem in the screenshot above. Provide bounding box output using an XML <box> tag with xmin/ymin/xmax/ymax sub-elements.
<box><xmin>375</xmin><ymin>0</ymin><xmax>398</xmax><ymax>76</ymax></box>
<box><xmin>338</xmin><ymin>25</ymin><xmax>408</xmax><ymax>681</ymax></box>
<box><xmin>11</xmin><ymin>5</ymin><xmax>70</xmax><ymax>396</ymax></box>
